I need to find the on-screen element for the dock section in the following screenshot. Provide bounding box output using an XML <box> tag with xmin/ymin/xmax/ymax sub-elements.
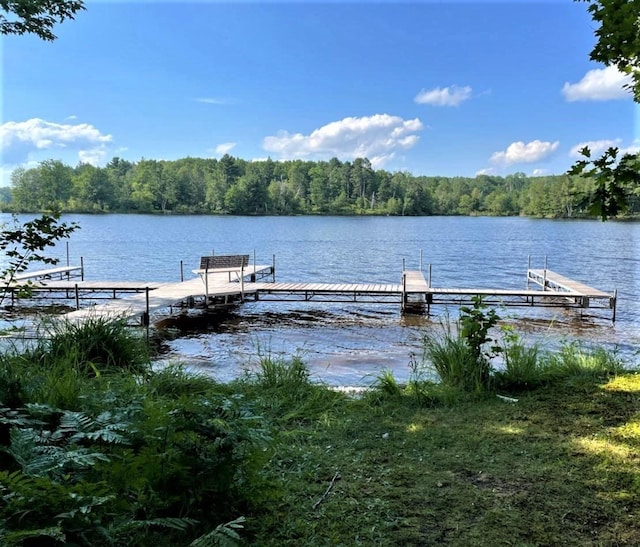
<box><xmin>59</xmin><ymin>265</ymin><xmax>271</xmax><ymax>325</ymax></box>
<box><xmin>6</xmin><ymin>256</ymin><xmax>616</xmax><ymax>326</ymax></box>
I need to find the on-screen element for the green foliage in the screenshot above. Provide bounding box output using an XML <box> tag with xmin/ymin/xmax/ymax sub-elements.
<box><xmin>423</xmin><ymin>297</ymin><xmax>501</xmax><ymax>392</ymax></box>
<box><xmin>459</xmin><ymin>296</ymin><xmax>501</xmax><ymax>364</ymax></box>
<box><xmin>0</xmin><ymin>0</ymin><xmax>85</xmax><ymax>41</ymax></box>
<box><xmin>493</xmin><ymin>328</ymin><xmax>544</xmax><ymax>391</ymax></box>
<box><xmin>8</xmin><ymin>155</ymin><xmax>634</xmax><ymax>218</ymax></box>
<box><xmin>423</xmin><ymin>325</ymin><xmax>487</xmax><ymax>392</ymax></box>
<box><xmin>542</xmin><ymin>341</ymin><xmax>625</xmax><ymax>387</ymax></box>
<box><xmin>566</xmin><ymin>1</ymin><xmax>640</xmax><ymax>220</ymax></box>
<box><xmin>0</xmin><ymin>321</ymin><xmax>272</xmax><ymax>546</ymax></box>
<box><xmin>580</xmin><ymin>0</ymin><xmax>640</xmax><ymax>101</ymax></box>
<box><xmin>371</xmin><ymin>368</ymin><xmax>404</xmax><ymax>399</ymax></box>
<box><xmin>34</xmin><ymin>316</ymin><xmax>150</xmax><ymax>377</ymax></box>
<box><xmin>567</xmin><ymin>146</ymin><xmax>640</xmax><ymax>220</ymax></box>
<box><xmin>253</xmin><ymin>353</ymin><xmax>310</xmax><ymax>389</ymax></box>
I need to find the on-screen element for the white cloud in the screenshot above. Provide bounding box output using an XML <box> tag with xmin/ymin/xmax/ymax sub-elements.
<box><xmin>78</xmin><ymin>146</ymin><xmax>108</xmax><ymax>166</ymax></box>
<box><xmin>0</xmin><ymin>118</ymin><xmax>112</xmax><ymax>165</ymax></box>
<box><xmin>490</xmin><ymin>140</ymin><xmax>559</xmax><ymax>165</ymax></box>
<box><xmin>531</xmin><ymin>168</ymin><xmax>548</xmax><ymax>176</ymax></box>
<box><xmin>620</xmin><ymin>141</ymin><xmax>640</xmax><ymax>156</ymax></box>
<box><xmin>562</xmin><ymin>66</ymin><xmax>633</xmax><ymax>101</ymax></box>
<box><xmin>414</xmin><ymin>85</ymin><xmax>472</xmax><ymax>106</ymax></box>
<box><xmin>194</xmin><ymin>97</ymin><xmax>232</xmax><ymax>105</ymax></box>
<box><xmin>215</xmin><ymin>142</ymin><xmax>237</xmax><ymax>155</ymax></box>
<box><xmin>475</xmin><ymin>168</ymin><xmax>495</xmax><ymax>176</ymax></box>
<box><xmin>569</xmin><ymin>139</ymin><xmax>621</xmax><ymax>158</ymax></box>
<box><xmin>262</xmin><ymin>114</ymin><xmax>423</xmax><ymax>167</ymax></box>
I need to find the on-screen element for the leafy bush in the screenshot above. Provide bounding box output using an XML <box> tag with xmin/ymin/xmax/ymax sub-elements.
<box><xmin>0</xmin><ymin>320</ymin><xmax>273</xmax><ymax>546</ymax></box>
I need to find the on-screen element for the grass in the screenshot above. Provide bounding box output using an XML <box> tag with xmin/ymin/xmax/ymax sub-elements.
<box><xmin>2</xmin><ymin>316</ymin><xmax>639</xmax><ymax>546</ymax></box>
<box><xmin>240</xmin><ymin>370</ymin><xmax>640</xmax><ymax>545</ymax></box>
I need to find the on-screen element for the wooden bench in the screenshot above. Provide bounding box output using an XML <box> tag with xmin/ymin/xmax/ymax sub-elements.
<box><xmin>199</xmin><ymin>255</ymin><xmax>249</xmax><ymax>270</ymax></box>
<box><xmin>194</xmin><ymin>254</ymin><xmax>250</xmax><ymax>282</ymax></box>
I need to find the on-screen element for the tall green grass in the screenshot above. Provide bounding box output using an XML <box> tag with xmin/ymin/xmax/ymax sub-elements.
<box><xmin>422</xmin><ymin>325</ymin><xmax>491</xmax><ymax>392</ymax></box>
<box><xmin>494</xmin><ymin>336</ymin><xmax>543</xmax><ymax>391</ymax></box>
<box><xmin>37</xmin><ymin>316</ymin><xmax>150</xmax><ymax>376</ymax></box>
<box><xmin>543</xmin><ymin>342</ymin><xmax>625</xmax><ymax>385</ymax></box>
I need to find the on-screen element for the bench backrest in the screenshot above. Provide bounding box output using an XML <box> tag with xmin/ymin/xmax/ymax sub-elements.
<box><xmin>199</xmin><ymin>254</ymin><xmax>250</xmax><ymax>270</ymax></box>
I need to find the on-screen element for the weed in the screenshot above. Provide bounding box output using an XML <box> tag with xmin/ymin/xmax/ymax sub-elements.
<box><xmin>494</xmin><ymin>327</ymin><xmax>544</xmax><ymax>391</ymax></box>
<box><xmin>37</xmin><ymin>316</ymin><xmax>150</xmax><ymax>376</ymax></box>
<box><xmin>422</xmin><ymin>322</ymin><xmax>487</xmax><ymax>392</ymax></box>
<box><xmin>371</xmin><ymin>368</ymin><xmax>403</xmax><ymax>399</ymax></box>
<box><xmin>543</xmin><ymin>341</ymin><xmax>625</xmax><ymax>388</ymax></box>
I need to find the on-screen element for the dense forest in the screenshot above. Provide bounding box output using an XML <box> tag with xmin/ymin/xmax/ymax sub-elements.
<box><xmin>2</xmin><ymin>155</ymin><xmax>639</xmax><ymax>218</ymax></box>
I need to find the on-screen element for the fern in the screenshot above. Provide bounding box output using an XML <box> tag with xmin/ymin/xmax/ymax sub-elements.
<box><xmin>190</xmin><ymin>516</ymin><xmax>246</xmax><ymax>547</ymax></box>
<box><xmin>116</xmin><ymin>516</ymin><xmax>199</xmax><ymax>533</ymax></box>
<box><xmin>8</xmin><ymin>427</ymin><xmax>110</xmax><ymax>477</ymax></box>
<box><xmin>2</xmin><ymin>525</ymin><xmax>66</xmax><ymax>546</ymax></box>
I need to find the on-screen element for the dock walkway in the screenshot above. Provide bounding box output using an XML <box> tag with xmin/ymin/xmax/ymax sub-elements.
<box><xmin>27</xmin><ymin>260</ymin><xmax>615</xmax><ymax>326</ymax></box>
<box><xmin>60</xmin><ymin>266</ymin><xmax>270</xmax><ymax>325</ymax></box>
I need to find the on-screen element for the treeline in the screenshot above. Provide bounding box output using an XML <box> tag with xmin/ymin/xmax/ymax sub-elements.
<box><xmin>2</xmin><ymin>155</ymin><xmax>639</xmax><ymax>217</ymax></box>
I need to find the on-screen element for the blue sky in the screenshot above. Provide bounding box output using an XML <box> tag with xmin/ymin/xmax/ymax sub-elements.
<box><xmin>1</xmin><ymin>0</ymin><xmax>636</xmax><ymax>186</ymax></box>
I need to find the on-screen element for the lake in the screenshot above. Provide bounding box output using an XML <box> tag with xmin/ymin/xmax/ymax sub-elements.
<box><xmin>2</xmin><ymin>214</ymin><xmax>639</xmax><ymax>385</ymax></box>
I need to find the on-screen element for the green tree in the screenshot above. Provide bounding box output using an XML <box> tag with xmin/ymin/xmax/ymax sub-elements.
<box><xmin>568</xmin><ymin>0</ymin><xmax>640</xmax><ymax>218</ymax></box>
<box><xmin>72</xmin><ymin>163</ymin><xmax>114</xmax><ymax>211</ymax></box>
<box><xmin>0</xmin><ymin>0</ymin><xmax>85</xmax><ymax>41</ymax></box>
<box><xmin>581</xmin><ymin>0</ymin><xmax>640</xmax><ymax>100</ymax></box>
<box><xmin>568</xmin><ymin>147</ymin><xmax>640</xmax><ymax>220</ymax></box>
<box><xmin>10</xmin><ymin>160</ymin><xmax>73</xmax><ymax>211</ymax></box>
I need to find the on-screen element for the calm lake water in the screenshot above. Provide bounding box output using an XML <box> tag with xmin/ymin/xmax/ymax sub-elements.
<box><xmin>2</xmin><ymin>214</ymin><xmax>639</xmax><ymax>385</ymax></box>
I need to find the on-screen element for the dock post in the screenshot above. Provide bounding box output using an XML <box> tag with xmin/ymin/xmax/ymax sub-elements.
<box><xmin>428</xmin><ymin>263</ymin><xmax>432</xmax><ymax>288</ymax></box>
<box><xmin>542</xmin><ymin>256</ymin><xmax>548</xmax><ymax>291</ymax></box>
<box><xmin>80</xmin><ymin>257</ymin><xmax>84</xmax><ymax>281</ymax></box>
<box><xmin>75</xmin><ymin>283</ymin><xmax>79</xmax><ymax>310</ymax></box>
<box><xmin>401</xmin><ymin>272</ymin><xmax>407</xmax><ymax>314</ymax></box>
<box><xmin>402</xmin><ymin>258</ymin><xmax>406</xmax><ymax>272</ymax></box>
<box><xmin>143</xmin><ymin>287</ymin><xmax>150</xmax><ymax>326</ymax></box>
<box><xmin>612</xmin><ymin>289</ymin><xmax>617</xmax><ymax>323</ymax></box>
<box><xmin>180</xmin><ymin>260</ymin><xmax>184</xmax><ymax>282</ymax></box>
<box><xmin>272</xmin><ymin>254</ymin><xmax>276</xmax><ymax>282</ymax></box>
<box><xmin>241</xmin><ymin>265</ymin><xmax>245</xmax><ymax>302</ymax></box>
<box><xmin>204</xmin><ymin>265</ymin><xmax>209</xmax><ymax>308</ymax></box>
<box><xmin>526</xmin><ymin>255</ymin><xmax>530</xmax><ymax>288</ymax></box>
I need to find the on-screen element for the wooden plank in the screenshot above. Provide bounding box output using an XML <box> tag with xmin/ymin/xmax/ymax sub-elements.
<box><xmin>10</xmin><ymin>265</ymin><xmax>83</xmax><ymax>282</ymax></box>
<box><xmin>528</xmin><ymin>269</ymin><xmax>610</xmax><ymax>297</ymax></box>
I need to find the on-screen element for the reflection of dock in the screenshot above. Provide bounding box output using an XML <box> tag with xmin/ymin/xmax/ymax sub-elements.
<box><xmin>6</xmin><ymin>255</ymin><xmax>617</xmax><ymax>325</ymax></box>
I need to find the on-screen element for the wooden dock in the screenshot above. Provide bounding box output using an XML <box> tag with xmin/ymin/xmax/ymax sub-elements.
<box><xmin>5</xmin><ymin>257</ymin><xmax>617</xmax><ymax>325</ymax></box>
<box><xmin>58</xmin><ymin>265</ymin><xmax>272</xmax><ymax>325</ymax></box>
